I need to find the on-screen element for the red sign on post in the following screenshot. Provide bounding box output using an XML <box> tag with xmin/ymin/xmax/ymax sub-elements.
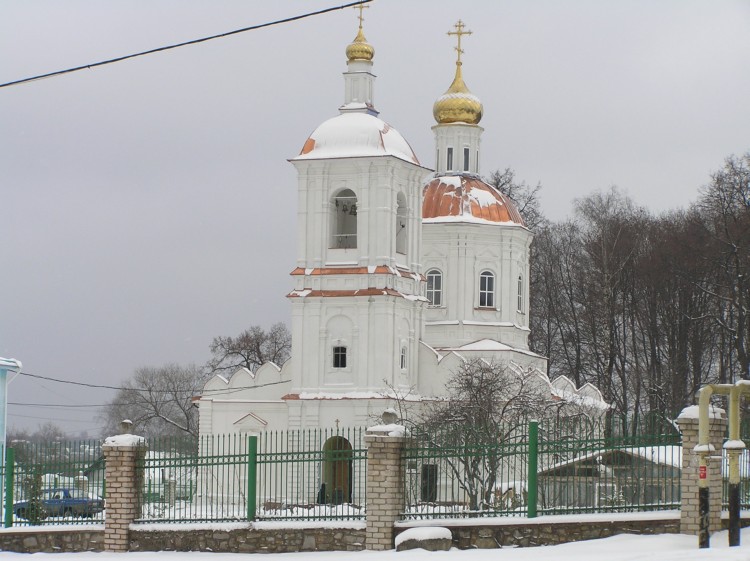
<box><xmin>699</xmin><ymin>465</ymin><xmax>707</xmax><ymax>479</ymax></box>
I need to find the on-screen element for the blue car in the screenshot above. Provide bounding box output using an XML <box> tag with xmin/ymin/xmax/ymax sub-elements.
<box><xmin>14</xmin><ymin>488</ymin><xmax>105</xmax><ymax>520</ymax></box>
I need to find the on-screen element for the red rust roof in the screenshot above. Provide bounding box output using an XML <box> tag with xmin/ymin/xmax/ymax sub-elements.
<box><xmin>422</xmin><ymin>175</ymin><xmax>525</xmax><ymax>226</ymax></box>
<box><xmin>287</xmin><ymin>288</ymin><xmax>407</xmax><ymax>299</ymax></box>
<box><xmin>290</xmin><ymin>266</ymin><xmax>425</xmax><ymax>281</ymax></box>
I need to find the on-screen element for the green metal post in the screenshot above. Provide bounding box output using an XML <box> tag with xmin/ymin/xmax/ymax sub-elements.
<box><xmin>4</xmin><ymin>447</ymin><xmax>14</xmax><ymax>528</ymax></box>
<box><xmin>247</xmin><ymin>435</ymin><xmax>258</xmax><ymax>521</ymax></box>
<box><xmin>528</xmin><ymin>421</ymin><xmax>538</xmax><ymax>518</ymax></box>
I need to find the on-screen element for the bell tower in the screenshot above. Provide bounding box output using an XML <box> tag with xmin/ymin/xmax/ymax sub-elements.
<box><xmin>285</xmin><ymin>13</ymin><xmax>429</xmax><ymax>426</ymax></box>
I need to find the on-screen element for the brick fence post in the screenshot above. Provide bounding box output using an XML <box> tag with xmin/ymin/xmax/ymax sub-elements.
<box><xmin>102</xmin><ymin>432</ymin><xmax>147</xmax><ymax>552</ymax></box>
<box><xmin>365</xmin><ymin>423</ymin><xmax>406</xmax><ymax>551</ymax></box>
<box><xmin>676</xmin><ymin>406</ymin><xmax>726</xmax><ymax>536</ymax></box>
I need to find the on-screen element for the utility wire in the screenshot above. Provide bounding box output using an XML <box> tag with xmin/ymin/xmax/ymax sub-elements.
<box><xmin>0</xmin><ymin>0</ymin><xmax>371</xmax><ymax>89</ymax></box>
<box><xmin>19</xmin><ymin>371</ymin><xmax>133</xmax><ymax>391</ymax></box>
<box><xmin>9</xmin><ymin>402</ymin><xmax>110</xmax><ymax>408</ymax></box>
<box><xmin>18</xmin><ymin>370</ymin><xmax>291</xmax><ymax>395</ymax></box>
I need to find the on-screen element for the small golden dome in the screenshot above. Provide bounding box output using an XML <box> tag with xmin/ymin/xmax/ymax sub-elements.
<box><xmin>346</xmin><ymin>27</ymin><xmax>374</xmax><ymax>62</ymax></box>
<box><xmin>433</xmin><ymin>63</ymin><xmax>483</xmax><ymax>125</ymax></box>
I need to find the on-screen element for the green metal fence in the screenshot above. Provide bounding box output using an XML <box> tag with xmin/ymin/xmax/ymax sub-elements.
<box><xmin>255</xmin><ymin>427</ymin><xmax>366</xmax><ymax>521</ymax></box>
<box><xmin>402</xmin><ymin>415</ymin><xmax>682</xmax><ymax>520</ymax></box>
<box><xmin>722</xmin><ymin>418</ymin><xmax>750</xmax><ymax>510</ymax></box>
<box><xmin>134</xmin><ymin>427</ymin><xmax>367</xmax><ymax>523</ymax></box>
<box><xmin>1</xmin><ymin>440</ymin><xmax>105</xmax><ymax>527</ymax></box>
<box><xmin>136</xmin><ymin>433</ymin><xmax>246</xmax><ymax>523</ymax></box>
<box><xmin>537</xmin><ymin>416</ymin><xmax>681</xmax><ymax>515</ymax></box>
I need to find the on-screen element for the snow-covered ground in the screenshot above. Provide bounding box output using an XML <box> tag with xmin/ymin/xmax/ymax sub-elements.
<box><xmin>1</xmin><ymin>528</ymin><xmax>749</xmax><ymax>561</ymax></box>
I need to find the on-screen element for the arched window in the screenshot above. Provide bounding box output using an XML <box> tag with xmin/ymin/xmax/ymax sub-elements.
<box><xmin>396</xmin><ymin>193</ymin><xmax>407</xmax><ymax>255</ymax></box>
<box><xmin>426</xmin><ymin>269</ymin><xmax>443</xmax><ymax>307</ymax></box>
<box><xmin>479</xmin><ymin>271</ymin><xmax>495</xmax><ymax>308</ymax></box>
<box><xmin>517</xmin><ymin>274</ymin><xmax>524</xmax><ymax>313</ymax></box>
<box><xmin>331</xmin><ymin>189</ymin><xmax>357</xmax><ymax>249</ymax></box>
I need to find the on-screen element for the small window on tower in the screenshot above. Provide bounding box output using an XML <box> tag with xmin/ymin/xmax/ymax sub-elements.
<box><xmin>333</xmin><ymin>346</ymin><xmax>347</xmax><ymax>369</ymax></box>
<box><xmin>479</xmin><ymin>271</ymin><xmax>495</xmax><ymax>308</ymax></box>
<box><xmin>463</xmin><ymin>147</ymin><xmax>470</xmax><ymax>171</ymax></box>
<box><xmin>426</xmin><ymin>269</ymin><xmax>443</xmax><ymax>307</ymax></box>
<box><xmin>517</xmin><ymin>274</ymin><xmax>524</xmax><ymax>313</ymax></box>
<box><xmin>400</xmin><ymin>347</ymin><xmax>407</xmax><ymax>370</ymax></box>
<box><xmin>446</xmin><ymin>147</ymin><xmax>453</xmax><ymax>170</ymax></box>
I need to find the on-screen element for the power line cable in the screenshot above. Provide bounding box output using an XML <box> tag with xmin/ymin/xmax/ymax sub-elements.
<box><xmin>9</xmin><ymin>402</ymin><xmax>108</xmax><ymax>408</ymax></box>
<box><xmin>7</xmin><ymin>412</ymin><xmax>104</xmax><ymax>425</ymax></box>
<box><xmin>0</xmin><ymin>1</ymin><xmax>371</xmax><ymax>89</ymax></box>
<box><xmin>19</xmin><ymin>371</ymin><xmax>134</xmax><ymax>391</ymax></box>
<box><xmin>17</xmin><ymin>370</ymin><xmax>290</xmax><ymax>395</ymax></box>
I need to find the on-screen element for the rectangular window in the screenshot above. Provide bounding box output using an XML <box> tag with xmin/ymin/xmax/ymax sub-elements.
<box><xmin>446</xmin><ymin>147</ymin><xmax>453</xmax><ymax>170</ymax></box>
<box><xmin>400</xmin><ymin>347</ymin><xmax>407</xmax><ymax>370</ymax></box>
<box><xmin>333</xmin><ymin>346</ymin><xmax>347</xmax><ymax>368</ymax></box>
<box><xmin>463</xmin><ymin>147</ymin><xmax>470</xmax><ymax>171</ymax></box>
<box><xmin>517</xmin><ymin>276</ymin><xmax>524</xmax><ymax>312</ymax></box>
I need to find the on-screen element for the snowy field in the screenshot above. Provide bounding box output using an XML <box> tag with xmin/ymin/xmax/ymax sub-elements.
<box><xmin>1</xmin><ymin>528</ymin><xmax>749</xmax><ymax>561</ymax></box>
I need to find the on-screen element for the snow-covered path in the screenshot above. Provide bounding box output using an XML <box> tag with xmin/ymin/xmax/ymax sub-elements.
<box><xmin>1</xmin><ymin>528</ymin><xmax>749</xmax><ymax>561</ymax></box>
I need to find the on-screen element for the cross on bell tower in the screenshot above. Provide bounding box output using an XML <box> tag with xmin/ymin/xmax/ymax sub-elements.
<box><xmin>354</xmin><ymin>2</ymin><xmax>369</xmax><ymax>29</ymax></box>
<box><xmin>447</xmin><ymin>19</ymin><xmax>472</xmax><ymax>66</ymax></box>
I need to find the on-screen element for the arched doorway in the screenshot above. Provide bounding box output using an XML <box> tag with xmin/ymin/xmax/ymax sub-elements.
<box><xmin>320</xmin><ymin>436</ymin><xmax>353</xmax><ymax>505</ymax></box>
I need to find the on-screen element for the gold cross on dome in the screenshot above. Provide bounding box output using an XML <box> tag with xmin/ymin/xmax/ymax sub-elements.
<box><xmin>447</xmin><ymin>19</ymin><xmax>472</xmax><ymax>64</ymax></box>
<box><xmin>354</xmin><ymin>2</ymin><xmax>369</xmax><ymax>28</ymax></box>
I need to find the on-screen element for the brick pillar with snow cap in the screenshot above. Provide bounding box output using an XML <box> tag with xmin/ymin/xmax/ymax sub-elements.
<box><xmin>676</xmin><ymin>405</ymin><xmax>726</xmax><ymax>536</ymax></box>
<box><xmin>102</xmin><ymin>429</ymin><xmax>147</xmax><ymax>552</ymax></box>
<box><xmin>365</xmin><ymin>411</ymin><xmax>407</xmax><ymax>550</ymax></box>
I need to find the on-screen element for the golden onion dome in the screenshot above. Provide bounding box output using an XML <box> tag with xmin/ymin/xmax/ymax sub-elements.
<box><xmin>346</xmin><ymin>27</ymin><xmax>374</xmax><ymax>62</ymax></box>
<box><xmin>433</xmin><ymin>63</ymin><xmax>483</xmax><ymax>125</ymax></box>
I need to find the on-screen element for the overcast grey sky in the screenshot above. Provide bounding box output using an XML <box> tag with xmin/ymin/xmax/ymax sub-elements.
<box><xmin>1</xmin><ymin>1</ymin><xmax>749</xmax><ymax>436</ymax></box>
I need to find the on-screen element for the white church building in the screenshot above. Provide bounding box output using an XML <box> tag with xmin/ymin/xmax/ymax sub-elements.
<box><xmin>196</xmin><ymin>20</ymin><xmax>605</xmax><ymax>438</ymax></box>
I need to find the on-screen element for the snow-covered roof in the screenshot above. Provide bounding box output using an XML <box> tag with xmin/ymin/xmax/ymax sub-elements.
<box><xmin>434</xmin><ymin>338</ymin><xmax>543</xmax><ymax>358</ymax></box>
<box><xmin>422</xmin><ymin>174</ymin><xmax>526</xmax><ymax>226</ymax></box>
<box><xmin>0</xmin><ymin>357</ymin><xmax>22</xmax><ymax>370</ymax></box>
<box><xmin>540</xmin><ymin>445</ymin><xmax>750</xmax><ymax>478</ymax></box>
<box><xmin>292</xmin><ymin>112</ymin><xmax>420</xmax><ymax>165</ymax></box>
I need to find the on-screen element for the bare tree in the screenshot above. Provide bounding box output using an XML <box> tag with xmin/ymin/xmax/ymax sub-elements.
<box><xmin>100</xmin><ymin>363</ymin><xmax>203</xmax><ymax>438</ymax></box>
<box><xmin>695</xmin><ymin>153</ymin><xmax>750</xmax><ymax>380</ymax></box>
<box><xmin>206</xmin><ymin>322</ymin><xmax>291</xmax><ymax>375</ymax></box>
<box><xmin>416</xmin><ymin>360</ymin><xmax>564</xmax><ymax>512</ymax></box>
<box><xmin>488</xmin><ymin>168</ymin><xmax>546</xmax><ymax>232</ymax></box>
<box><xmin>7</xmin><ymin>422</ymin><xmax>66</xmax><ymax>444</ymax></box>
